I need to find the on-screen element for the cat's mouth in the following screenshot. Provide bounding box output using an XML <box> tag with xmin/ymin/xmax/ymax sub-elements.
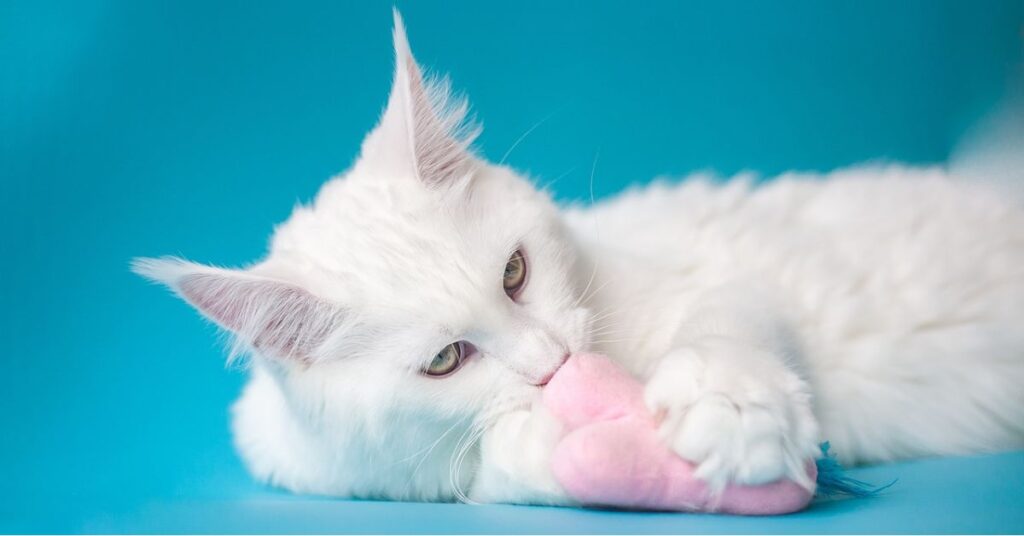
<box><xmin>533</xmin><ymin>352</ymin><xmax>572</xmax><ymax>386</ymax></box>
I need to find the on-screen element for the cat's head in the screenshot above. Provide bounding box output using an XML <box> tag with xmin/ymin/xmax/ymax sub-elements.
<box><xmin>134</xmin><ymin>11</ymin><xmax>591</xmax><ymax>500</ymax></box>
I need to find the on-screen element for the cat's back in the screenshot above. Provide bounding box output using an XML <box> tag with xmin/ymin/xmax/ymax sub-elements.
<box><xmin>565</xmin><ymin>164</ymin><xmax>1023</xmax><ymax>264</ymax></box>
<box><xmin>567</xmin><ymin>165</ymin><xmax>1023</xmax><ymax>296</ymax></box>
<box><xmin>568</xmin><ymin>164</ymin><xmax>1024</xmax><ymax>324</ymax></box>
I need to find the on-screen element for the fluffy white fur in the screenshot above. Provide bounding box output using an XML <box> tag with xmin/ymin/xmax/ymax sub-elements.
<box><xmin>134</xmin><ymin>11</ymin><xmax>1024</xmax><ymax>506</ymax></box>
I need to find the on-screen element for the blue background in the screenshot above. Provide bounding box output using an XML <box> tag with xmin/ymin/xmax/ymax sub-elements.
<box><xmin>2</xmin><ymin>0</ymin><xmax>1023</xmax><ymax>532</ymax></box>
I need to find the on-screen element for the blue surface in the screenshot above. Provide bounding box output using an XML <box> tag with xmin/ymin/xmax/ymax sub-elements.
<box><xmin>2</xmin><ymin>0</ymin><xmax>1023</xmax><ymax>533</ymax></box>
<box><xmin>6</xmin><ymin>452</ymin><xmax>1024</xmax><ymax>533</ymax></box>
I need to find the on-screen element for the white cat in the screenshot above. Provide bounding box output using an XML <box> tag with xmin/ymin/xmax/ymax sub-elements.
<box><xmin>134</xmin><ymin>11</ymin><xmax>1024</xmax><ymax>506</ymax></box>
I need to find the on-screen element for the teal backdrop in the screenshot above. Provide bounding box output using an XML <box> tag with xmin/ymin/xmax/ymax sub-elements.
<box><xmin>2</xmin><ymin>1</ymin><xmax>1023</xmax><ymax>532</ymax></box>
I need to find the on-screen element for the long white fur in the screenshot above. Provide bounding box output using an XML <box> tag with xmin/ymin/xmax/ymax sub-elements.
<box><xmin>134</xmin><ymin>10</ymin><xmax>1024</xmax><ymax>505</ymax></box>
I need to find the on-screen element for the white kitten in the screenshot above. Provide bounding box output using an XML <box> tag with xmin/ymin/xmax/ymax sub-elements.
<box><xmin>134</xmin><ymin>11</ymin><xmax>1024</xmax><ymax>505</ymax></box>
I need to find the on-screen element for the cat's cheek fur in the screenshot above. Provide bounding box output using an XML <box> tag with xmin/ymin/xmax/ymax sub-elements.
<box><xmin>232</xmin><ymin>362</ymin><xmax>487</xmax><ymax>502</ymax></box>
<box><xmin>232</xmin><ymin>366</ymin><xmax>330</xmax><ymax>495</ymax></box>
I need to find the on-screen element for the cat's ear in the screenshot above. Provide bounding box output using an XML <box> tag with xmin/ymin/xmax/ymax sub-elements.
<box><xmin>132</xmin><ymin>257</ymin><xmax>346</xmax><ymax>364</ymax></box>
<box><xmin>359</xmin><ymin>9</ymin><xmax>480</xmax><ymax>187</ymax></box>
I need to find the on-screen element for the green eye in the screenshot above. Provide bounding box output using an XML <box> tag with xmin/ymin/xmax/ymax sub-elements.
<box><xmin>424</xmin><ymin>342</ymin><xmax>464</xmax><ymax>377</ymax></box>
<box><xmin>503</xmin><ymin>249</ymin><xmax>527</xmax><ymax>297</ymax></box>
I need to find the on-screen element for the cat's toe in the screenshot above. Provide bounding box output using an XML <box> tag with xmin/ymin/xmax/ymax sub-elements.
<box><xmin>664</xmin><ymin>393</ymin><xmax>739</xmax><ymax>467</ymax></box>
<box><xmin>666</xmin><ymin>396</ymin><xmax>794</xmax><ymax>489</ymax></box>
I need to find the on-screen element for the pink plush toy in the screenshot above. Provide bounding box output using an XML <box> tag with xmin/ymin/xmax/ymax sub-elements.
<box><xmin>544</xmin><ymin>353</ymin><xmax>817</xmax><ymax>515</ymax></box>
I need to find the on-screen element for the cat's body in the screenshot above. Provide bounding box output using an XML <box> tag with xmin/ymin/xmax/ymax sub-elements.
<box><xmin>569</xmin><ymin>166</ymin><xmax>1024</xmax><ymax>466</ymax></box>
<box><xmin>136</xmin><ymin>12</ymin><xmax>1024</xmax><ymax>506</ymax></box>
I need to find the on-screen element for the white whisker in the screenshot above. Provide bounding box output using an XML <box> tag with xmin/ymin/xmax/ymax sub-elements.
<box><xmin>499</xmin><ymin>114</ymin><xmax>552</xmax><ymax>165</ymax></box>
<box><xmin>572</xmin><ymin>260</ymin><xmax>601</xmax><ymax>310</ymax></box>
<box><xmin>588</xmin><ymin>151</ymin><xmax>600</xmax><ymax>206</ymax></box>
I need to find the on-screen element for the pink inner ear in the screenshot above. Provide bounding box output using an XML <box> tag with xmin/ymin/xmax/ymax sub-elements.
<box><xmin>179</xmin><ymin>275</ymin><xmax>247</xmax><ymax>331</ymax></box>
<box><xmin>402</xmin><ymin>63</ymin><xmax>477</xmax><ymax>187</ymax></box>
<box><xmin>179</xmin><ymin>273</ymin><xmax>341</xmax><ymax>361</ymax></box>
<box><xmin>356</xmin><ymin>11</ymin><xmax>480</xmax><ymax>189</ymax></box>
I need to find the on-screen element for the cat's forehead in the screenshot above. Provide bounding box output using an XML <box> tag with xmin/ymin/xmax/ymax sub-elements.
<box><xmin>267</xmin><ymin>174</ymin><xmax>515</xmax><ymax>318</ymax></box>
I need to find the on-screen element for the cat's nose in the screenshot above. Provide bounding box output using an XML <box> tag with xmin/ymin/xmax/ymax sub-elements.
<box><xmin>535</xmin><ymin>352</ymin><xmax>571</xmax><ymax>386</ymax></box>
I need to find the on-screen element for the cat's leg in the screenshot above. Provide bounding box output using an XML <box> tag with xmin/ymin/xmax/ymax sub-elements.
<box><xmin>643</xmin><ymin>285</ymin><xmax>821</xmax><ymax>489</ymax></box>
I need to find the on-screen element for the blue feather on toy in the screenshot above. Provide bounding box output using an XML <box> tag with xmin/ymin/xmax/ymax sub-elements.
<box><xmin>814</xmin><ymin>442</ymin><xmax>896</xmax><ymax>498</ymax></box>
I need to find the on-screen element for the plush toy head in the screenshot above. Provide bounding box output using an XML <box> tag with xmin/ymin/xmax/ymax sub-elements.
<box><xmin>544</xmin><ymin>353</ymin><xmax>817</xmax><ymax>515</ymax></box>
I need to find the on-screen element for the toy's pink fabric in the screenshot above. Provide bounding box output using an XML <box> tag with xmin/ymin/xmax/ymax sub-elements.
<box><xmin>544</xmin><ymin>353</ymin><xmax>816</xmax><ymax>515</ymax></box>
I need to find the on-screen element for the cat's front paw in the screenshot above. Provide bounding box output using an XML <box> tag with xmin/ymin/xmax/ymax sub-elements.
<box><xmin>644</xmin><ymin>341</ymin><xmax>820</xmax><ymax>490</ymax></box>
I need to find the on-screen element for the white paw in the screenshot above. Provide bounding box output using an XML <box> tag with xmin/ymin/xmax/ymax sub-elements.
<box><xmin>644</xmin><ymin>342</ymin><xmax>820</xmax><ymax>490</ymax></box>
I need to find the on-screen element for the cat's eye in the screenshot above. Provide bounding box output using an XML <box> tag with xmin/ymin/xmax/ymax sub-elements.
<box><xmin>503</xmin><ymin>249</ymin><xmax>527</xmax><ymax>298</ymax></box>
<box><xmin>424</xmin><ymin>341</ymin><xmax>465</xmax><ymax>377</ymax></box>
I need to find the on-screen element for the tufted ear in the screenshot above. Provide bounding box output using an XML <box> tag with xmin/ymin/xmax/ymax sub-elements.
<box><xmin>132</xmin><ymin>257</ymin><xmax>346</xmax><ymax>363</ymax></box>
<box><xmin>359</xmin><ymin>9</ymin><xmax>480</xmax><ymax>187</ymax></box>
